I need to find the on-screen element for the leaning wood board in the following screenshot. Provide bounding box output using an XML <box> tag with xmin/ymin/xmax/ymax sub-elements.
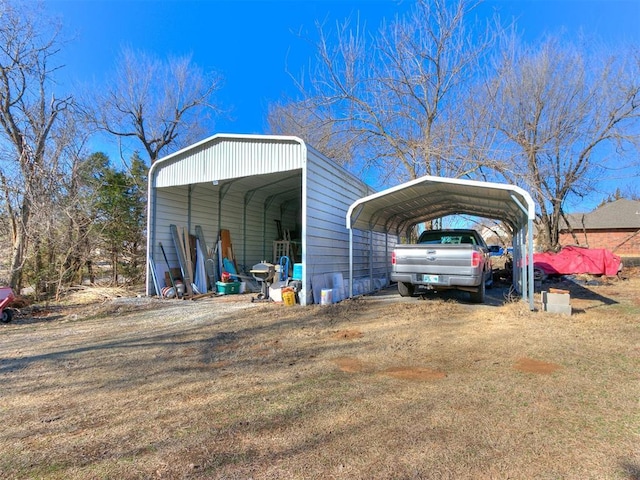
<box><xmin>182</xmin><ymin>226</ymin><xmax>195</xmax><ymax>289</ymax></box>
<box><xmin>195</xmin><ymin>225</ymin><xmax>215</xmax><ymax>291</ymax></box>
<box><xmin>220</xmin><ymin>228</ymin><xmax>239</xmax><ymax>272</ymax></box>
<box><xmin>170</xmin><ymin>224</ymin><xmax>194</xmax><ymax>297</ymax></box>
<box><xmin>220</xmin><ymin>229</ymin><xmax>233</xmax><ymax>261</ymax></box>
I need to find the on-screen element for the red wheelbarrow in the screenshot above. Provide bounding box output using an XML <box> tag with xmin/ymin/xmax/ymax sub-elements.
<box><xmin>0</xmin><ymin>287</ymin><xmax>16</xmax><ymax>323</ymax></box>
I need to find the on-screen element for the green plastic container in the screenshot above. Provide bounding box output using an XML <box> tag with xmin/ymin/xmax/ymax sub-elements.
<box><xmin>216</xmin><ymin>281</ymin><xmax>241</xmax><ymax>294</ymax></box>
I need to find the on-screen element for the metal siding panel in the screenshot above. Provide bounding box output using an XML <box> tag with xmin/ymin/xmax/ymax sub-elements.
<box><xmin>151</xmin><ymin>186</ymin><xmax>191</xmax><ymax>287</ymax></box>
<box><xmin>304</xmin><ymin>150</ymin><xmax>387</xmax><ymax>300</ymax></box>
<box><xmin>154</xmin><ymin>136</ymin><xmax>305</xmax><ymax>188</ymax></box>
<box><xmin>189</xmin><ymin>184</ymin><xmax>220</xmax><ymax>259</ymax></box>
<box><xmin>242</xmin><ymin>190</ymin><xmax>267</xmax><ymax>267</ymax></box>
<box><xmin>198</xmin><ymin>181</ymin><xmax>301</xmax><ymax>273</ymax></box>
<box><xmin>245</xmin><ymin>191</ymin><xmax>271</xmax><ymax>267</ymax></box>
<box><xmin>217</xmin><ymin>188</ymin><xmax>247</xmax><ymax>268</ymax></box>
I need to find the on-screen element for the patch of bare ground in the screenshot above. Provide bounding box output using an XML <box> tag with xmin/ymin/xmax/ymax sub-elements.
<box><xmin>1</xmin><ymin>275</ymin><xmax>639</xmax><ymax>479</ymax></box>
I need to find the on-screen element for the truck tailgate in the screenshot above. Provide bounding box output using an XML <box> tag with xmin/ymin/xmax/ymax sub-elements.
<box><xmin>394</xmin><ymin>245</ymin><xmax>478</xmax><ymax>276</ymax></box>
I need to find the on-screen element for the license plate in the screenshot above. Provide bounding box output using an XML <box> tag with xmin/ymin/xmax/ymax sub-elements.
<box><xmin>422</xmin><ymin>274</ymin><xmax>439</xmax><ymax>283</ymax></box>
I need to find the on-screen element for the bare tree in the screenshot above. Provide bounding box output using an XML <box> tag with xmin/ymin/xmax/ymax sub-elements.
<box><xmin>268</xmin><ymin>0</ymin><xmax>497</xmax><ymax>186</ymax></box>
<box><xmin>485</xmin><ymin>35</ymin><xmax>640</xmax><ymax>250</ymax></box>
<box><xmin>90</xmin><ymin>48</ymin><xmax>223</xmax><ymax>164</ymax></box>
<box><xmin>54</xmin><ymin>112</ymin><xmax>100</xmax><ymax>292</ymax></box>
<box><xmin>267</xmin><ymin>99</ymin><xmax>358</xmax><ymax>163</ymax></box>
<box><xmin>0</xmin><ymin>0</ymin><xmax>72</xmax><ymax>290</ymax></box>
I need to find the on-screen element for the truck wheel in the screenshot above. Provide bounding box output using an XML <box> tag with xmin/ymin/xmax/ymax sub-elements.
<box><xmin>469</xmin><ymin>280</ymin><xmax>485</xmax><ymax>304</ymax></box>
<box><xmin>486</xmin><ymin>270</ymin><xmax>494</xmax><ymax>289</ymax></box>
<box><xmin>534</xmin><ymin>267</ymin><xmax>547</xmax><ymax>282</ymax></box>
<box><xmin>398</xmin><ymin>282</ymin><xmax>414</xmax><ymax>297</ymax></box>
<box><xmin>1</xmin><ymin>308</ymin><xmax>13</xmax><ymax>323</ymax></box>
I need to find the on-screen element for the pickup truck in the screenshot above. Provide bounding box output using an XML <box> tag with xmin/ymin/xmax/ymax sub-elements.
<box><xmin>390</xmin><ymin>229</ymin><xmax>493</xmax><ymax>303</ymax></box>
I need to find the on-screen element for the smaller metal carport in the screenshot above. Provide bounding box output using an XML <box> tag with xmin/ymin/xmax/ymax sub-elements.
<box><xmin>346</xmin><ymin>175</ymin><xmax>537</xmax><ymax>309</ymax></box>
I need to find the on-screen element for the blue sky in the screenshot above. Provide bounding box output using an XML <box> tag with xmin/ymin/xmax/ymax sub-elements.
<box><xmin>48</xmin><ymin>0</ymin><xmax>640</xmax><ymax>135</ymax></box>
<box><xmin>45</xmin><ymin>0</ymin><xmax>639</xmax><ymax>205</ymax></box>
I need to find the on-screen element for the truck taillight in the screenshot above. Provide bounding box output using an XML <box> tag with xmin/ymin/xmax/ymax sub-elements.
<box><xmin>471</xmin><ymin>251</ymin><xmax>481</xmax><ymax>267</ymax></box>
<box><xmin>391</xmin><ymin>251</ymin><xmax>396</xmax><ymax>265</ymax></box>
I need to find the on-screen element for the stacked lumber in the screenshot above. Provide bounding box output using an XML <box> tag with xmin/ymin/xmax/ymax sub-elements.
<box><xmin>170</xmin><ymin>224</ymin><xmax>194</xmax><ymax>297</ymax></box>
<box><xmin>218</xmin><ymin>229</ymin><xmax>239</xmax><ymax>280</ymax></box>
<box><xmin>155</xmin><ymin>225</ymin><xmax>240</xmax><ymax>299</ymax></box>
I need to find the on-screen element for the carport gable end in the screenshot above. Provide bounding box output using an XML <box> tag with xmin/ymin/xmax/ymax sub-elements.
<box><xmin>146</xmin><ymin>133</ymin><xmax>392</xmax><ymax>305</ymax></box>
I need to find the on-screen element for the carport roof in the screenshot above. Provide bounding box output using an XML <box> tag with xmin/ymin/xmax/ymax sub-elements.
<box><xmin>346</xmin><ymin>175</ymin><xmax>535</xmax><ymax>235</ymax></box>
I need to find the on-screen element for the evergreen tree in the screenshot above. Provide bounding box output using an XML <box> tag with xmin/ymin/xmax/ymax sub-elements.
<box><xmin>92</xmin><ymin>152</ymin><xmax>147</xmax><ymax>285</ymax></box>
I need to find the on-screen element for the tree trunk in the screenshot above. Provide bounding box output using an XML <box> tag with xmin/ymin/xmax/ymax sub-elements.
<box><xmin>86</xmin><ymin>259</ymin><xmax>95</xmax><ymax>284</ymax></box>
<box><xmin>10</xmin><ymin>225</ymin><xmax>27</xmax><ymax>292</ymax></box>
<box><xmin>33</xmin><ymin>235</ymin><xmax>45</xmax><ymax>297</ymax></box>
<box><xmin>9</xmin><ymin>198</ymin><xmax>31</xmax><ymax>292</ymax></box>
<box><xmin>111</xmin><ymin>250</ymin><xmax>118</xmax><ymax>285</ymax></box>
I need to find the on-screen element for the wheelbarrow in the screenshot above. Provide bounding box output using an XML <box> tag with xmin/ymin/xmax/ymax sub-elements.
<box><xmin>0</xmin><ymin>287</ymin><xmax>16</xmax><ymax>323</ymax></box>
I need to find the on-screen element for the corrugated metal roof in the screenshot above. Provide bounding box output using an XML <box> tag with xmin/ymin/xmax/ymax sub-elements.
<box><xmin>347</xmin><ymin>175</ymin><xmax>535</xmax><ymax>235</ymax></box>
<box><xmin>150</xmin><ymin>134</ymin><xmax>307</xmax><ymax>188</ymax></box>
<box><xmin>561</xmin><ymin>199</ymin><xmax>640</xmax><ymax>230</ymax></box>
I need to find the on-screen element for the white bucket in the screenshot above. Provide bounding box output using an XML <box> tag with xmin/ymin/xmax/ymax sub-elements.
<box><xmin>239</xmin><ymin>282</ymin><xmax>246</xmax><ymax>294</ymax></box>
<box><xmin>270</xmin><ymin>287</ymin><xmax>282</xmax><ymax>302</ymax></box>
<box><xmin>320</xmin><ymin>288</ymin><xmax>333</xmax><ymax>305</ymax></box>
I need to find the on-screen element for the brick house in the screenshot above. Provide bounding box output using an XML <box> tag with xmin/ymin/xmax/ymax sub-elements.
<box><xmin>559</xmin><ymin>199</ymin><xmax>640</xmax><ymax>257</ymax></box>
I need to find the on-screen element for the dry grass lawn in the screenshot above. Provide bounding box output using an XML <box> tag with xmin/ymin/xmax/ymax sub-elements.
<box><xmin>1</xmin><ymin>275</ymin><xmax>639</xmax><ymax>479</ymax></box>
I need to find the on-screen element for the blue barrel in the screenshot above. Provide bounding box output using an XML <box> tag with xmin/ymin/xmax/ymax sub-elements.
<box><xmin>292</xmin><ymin>263</ymin><xmax>303</xmax><ymax>280</ymax></box>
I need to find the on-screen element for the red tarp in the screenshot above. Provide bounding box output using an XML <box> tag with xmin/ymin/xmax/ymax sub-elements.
<box><xmin>533</xmin><ymin>246</ymin><xmax>622</xmax><ymax>276</ymax></box>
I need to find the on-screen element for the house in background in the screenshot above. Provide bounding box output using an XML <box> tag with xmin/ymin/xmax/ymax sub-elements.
<box><xmin>559</xmin><ymin>198</ymin><xmax>640</xmax><ymax>257</ymax></box>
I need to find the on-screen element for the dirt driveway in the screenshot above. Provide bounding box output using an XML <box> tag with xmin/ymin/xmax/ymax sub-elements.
<box><xmin>366</xmin><ymin>282</ymin><xmax>513</xmax><ymax>306</ymax></box>
<box><xmin>1</xmin><ymin>275</ymin><xmax>639</xmax><ymax>479</ymax></box>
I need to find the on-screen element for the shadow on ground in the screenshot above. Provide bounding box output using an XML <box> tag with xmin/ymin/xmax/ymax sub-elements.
<box><xmin>538</xmin><ymin>275</ymin><xmax>619</xmax><ymax>308</ymax></box>
<box><xmin>367</xmin><ymin>281</ymin><xmax>515</xmax><ymax>307</ymax></box>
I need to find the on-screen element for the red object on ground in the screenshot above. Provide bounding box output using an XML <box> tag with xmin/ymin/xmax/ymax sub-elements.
<box><xmin>533</xmin><ymin>246</ymin><xmax>622</xmax><ymax>276</ymax></box>
<box><xmin>0</xmin><ymin>287</ymin><xmax>15</xmax><ymax>308</ymax></box>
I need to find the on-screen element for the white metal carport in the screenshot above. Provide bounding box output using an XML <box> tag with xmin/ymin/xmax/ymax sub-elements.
<box><xmin>346</xmin><ymin>175</ymin><xmax>537</xmax><ymax>309</ymax></box>
<box><xmin>146</xmin><ymin>133</ymin><xmax>391</xmax><ymax>305</ymax></box>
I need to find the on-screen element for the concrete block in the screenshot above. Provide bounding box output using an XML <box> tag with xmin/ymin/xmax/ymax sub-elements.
<box><xmin>541</xmin><ymin>291</ymin><xmax>571</xmax><ymax>305</ymax></box>
<box><xmin>541</xmin><ymin>290</ymin><xmax>572</xmax><ymax>316</ymax></box>
<box><xmin>542</xmin><ymin>302</ymin><xmax>572</xmax><ymax>315</ymax></box>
